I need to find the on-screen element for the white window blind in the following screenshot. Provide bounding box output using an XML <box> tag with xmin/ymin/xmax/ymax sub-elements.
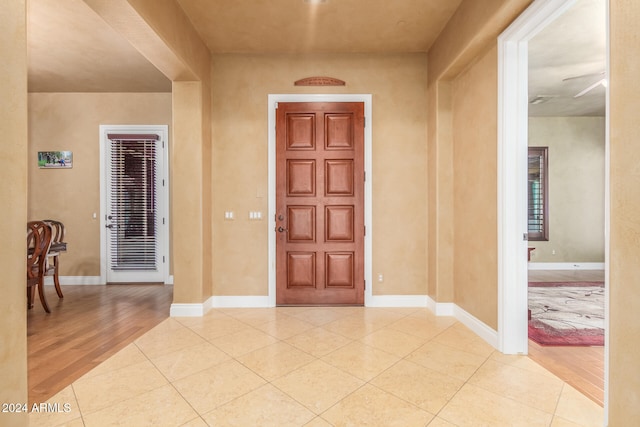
<box><xmin>108</xmin><ymin>135</ymin><xmax>159</xmax><ymax>271</ymax></box>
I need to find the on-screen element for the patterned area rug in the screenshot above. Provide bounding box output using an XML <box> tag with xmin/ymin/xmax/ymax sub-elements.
<box><xmin>528</xmin><ymin>282</ymin><xmax>604</xmax><ymax>346</ymax></box>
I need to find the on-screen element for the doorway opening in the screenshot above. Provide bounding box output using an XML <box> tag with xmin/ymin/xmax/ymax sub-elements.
<box><xmin>525</xmin><ymin>0</ymin><xmax>607</xmax><ymax>406</ymax></box>
<box><xmin>498</xmin><ymin>0</ymin><xmax>609</xmax><ymax>416</ymax></box>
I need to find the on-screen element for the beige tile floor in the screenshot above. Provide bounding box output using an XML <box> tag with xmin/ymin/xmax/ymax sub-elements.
<box><xmin>29</xmin><ymin>307</ymin><xmax>604</xmax><ymax>427</ymax></box>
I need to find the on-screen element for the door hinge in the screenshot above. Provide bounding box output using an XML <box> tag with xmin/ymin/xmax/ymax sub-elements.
<box><xmin>162</xmin><ymin>141</ymin><xmax>165</xmax><ymax>148</ymax></box>
<box><xmin>364</xmin><ymin>171</ymin><xmax>366</xmax><ymax>182</ymax></box>
<box><xmin>364</xmin><ymin>225</ymin><xmax>366</xmax><ymax>236</ymax></box>
<box><xmin>163</xmin><ymin>256</ymin><xmax>165</xmax><ymax>263</ymax></box>
<box><xmin>364</xmin><ymin>280</ymin><xmax>366</xmax><ymax>290</ymax></box>
<box><xmin>163</xmin><ymin>218</ymin><xmax>165</xmax><ymax>225</ymax></box>
<box><xmin>523</xmin><ymin>233</ymin><xmax>528</xmax><ymax>241</ymax></box>
<box><xmin>363</xmin><ymin>117</ymin><xmax>366</xmax><ymax>127</ymax></box>
<box><xmin>162</xmin><ymin>179</ymin><xmax>165</xmax><ymax>186</ymax></box>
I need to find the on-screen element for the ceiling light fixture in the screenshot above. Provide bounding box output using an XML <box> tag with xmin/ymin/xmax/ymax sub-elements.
<box><xmin>574</xmin><ymin>78</ymin><xmax>607</xmax><ymax>98</ymax></box>
<box><xmin>304</xmin><ymin>0</ymin><xmax>327</xmax><ymax>3</ymax></box>
<box><xmin>529</xmin><ymin>96</ymin><xmax>550</xmax><ymax>105</ymax></box>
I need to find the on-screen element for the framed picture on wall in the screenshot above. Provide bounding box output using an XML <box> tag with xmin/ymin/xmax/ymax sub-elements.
<box><xmin>38</xmin><ymin>151</ymin><xmax>73</xmax><ymax>168</ymax></box>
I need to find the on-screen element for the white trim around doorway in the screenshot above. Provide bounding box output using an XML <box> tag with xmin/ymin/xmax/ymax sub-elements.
<box><xmin>497</xmin><ymin>0</ymin><xmax>578</xmax><ymax>356</ymax></box>
<box><xmin>267</xmin><ymin>94</ymin><xmax>373</xmax><ymax>307</ymax></box>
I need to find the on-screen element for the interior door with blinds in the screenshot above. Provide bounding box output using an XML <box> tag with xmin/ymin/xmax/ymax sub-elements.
<box><xmin>105</xmin><ymin>131</ymin><xmax>165</xmax><ymax>283</ymax></box>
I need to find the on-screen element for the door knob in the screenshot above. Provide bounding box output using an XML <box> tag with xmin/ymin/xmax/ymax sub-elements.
<box><xmin>277</xmin><ymin>226</ymin><xmax>288</xmax><ymax>233</ymax></box>
<box><xmin>105</xmin><ymin>224</ymin><xmax>115</xmax><ymax>229</ymax></box>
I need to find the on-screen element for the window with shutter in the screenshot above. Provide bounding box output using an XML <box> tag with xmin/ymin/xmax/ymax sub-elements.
<box><xmin>528</xmin><ymin>146</ymin><xmax>549</xmax><ymax>241</ymax></box>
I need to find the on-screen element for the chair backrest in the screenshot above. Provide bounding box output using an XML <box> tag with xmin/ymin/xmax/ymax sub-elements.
<box><xmin>43</xmin><ymin>219</ymin><xmax>65</xmax><ymax>244</ymax></box>
<box><xmin>27</xmin><ymin>221</ymin><xmax>52</xmax><ymax>280</ymax></box>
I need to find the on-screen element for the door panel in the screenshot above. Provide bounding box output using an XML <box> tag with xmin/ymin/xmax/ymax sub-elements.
<box><xmin>326</xmin><ymin>160</ymin><xmax>354</xmax><ymax>195</ymax></box>
<box><xmin>276</xmin><ymin>102</ymin><xmax>364</xmax><ymax>305</ymax></box>
<box><xmin>288</xmin><ymin>206</ymin><xmax>315</xmax><ymax>241</ymax></box>
<box><xmin>288</xmin><ymin>160</ymin><xmax>316</xmax><ymax>195</ymax></box>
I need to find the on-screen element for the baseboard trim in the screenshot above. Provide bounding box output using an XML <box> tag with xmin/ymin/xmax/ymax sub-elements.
<box><xmin>45</xmin><ymin>276</ymin><xmax>103</xmax><ymax>285</ymax></box>
<box><xmin>211</xmin><ymin>296</ymin><xmax>273</xmax><ymax>308</ymax></box>
<box><xmin>47</xmin><ymin>276</ymin><xmax>176</xmax><ymax>285</ymax></box>
<box><xmin>452</xmin><ymin>305</ymin><xmax>499</xmax><ymax>350</ymax></box>
<box><xmin>170</xmin><ymin>302</ymin><xmax>208</xmax><ymax>317</ymax></box>
<box><xmin>366</xmin><ymin>295</ymin><xmax>429</xmax><ymax>307</ymax></box>
<box><xmin>167</xmin><ymin>291</ymin><xmax>500</xmax><ymax>353</ymax></box>
<box><xmin>170</xmin><ymin>294</ymin><xmax>430</xmax><ymax>315</ymax></box>
<box><xmin>170</xmin><ymin>296</ymin><xmax>274</xmax><ymax>316</ymax></box>
<box><xmin>426</xmin><ymin>296</ymin><xmax>455</xmax><ymax>316</ymax></box>
<box><xmin>528</xmin><ymin>262</ymin><xmax>604</xmax><ymax>270</ymax></box>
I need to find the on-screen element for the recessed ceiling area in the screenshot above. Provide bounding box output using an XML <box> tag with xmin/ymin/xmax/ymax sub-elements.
<box><xmin>175</xmin><ymin>0</ymin><xmax>464</xmax><ymax>54</ymax></box>
<box><xmin>27</xmin><ymin>0</ymin><xmax>171</xmax><ymax>93</ymax></box>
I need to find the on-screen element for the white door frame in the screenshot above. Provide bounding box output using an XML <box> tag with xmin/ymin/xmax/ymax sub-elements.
<box><xmin>99</xmin><ymin>124</ymin><xmax>170</xmax><ymax>284</ymax></box>
<box><xmin>497</xmin><ymin>0</ymin><xmax>578</xmax><ymax>355</ymax></box>
<box><xmin>267</xmin><ymin>94</ymin><xmax>373</xmax><ymax>306</ymax></box>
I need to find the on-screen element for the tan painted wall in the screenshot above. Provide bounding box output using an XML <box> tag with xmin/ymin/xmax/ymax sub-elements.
<box><xmin>426</xmin><ymin>0</ymin><xmax>532</xmax><ymax>310</ymax></box>
<box><xmin>210</xmin><ymin>53</ymin><xmax>429</xmax><ymax>296</ymax></box>
<box><xmin>451</xmin><ymin>46</ymin><xmax>500</xmax><ymax>328</ymax></box>
<box><xmin>609</xmin><ymin>0</ymin><xmax>640</xmax><ymax>423</ymax></box>
<box><xmin>171</xmin><ymin>81</ymin><xmax>212</xmax><ymax>302</ymax></box>
<box><xmin>0</xmin><ymin>2</ymin><xmax>29</xmax><ymax>426</ymax></box>
<box><xmin>428</xmin><ymin>0</ymin><xmax>533</xmax><ymax>83</ymax></box>
<box><xmin>528</xmin><ymin>117</ymin><xmax>605</xmax><ymax>263</ymax></box>
<box><xmin>28</xmin><ymin>93</ymin><xmax>172</xmax><ymax>277</ymax></box>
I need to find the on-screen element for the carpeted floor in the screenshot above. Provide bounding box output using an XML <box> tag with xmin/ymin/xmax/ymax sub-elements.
<box><xmin>528</xmin><ymin>282</ymin><xmax>604</xmax><ymax>346</ymax></box>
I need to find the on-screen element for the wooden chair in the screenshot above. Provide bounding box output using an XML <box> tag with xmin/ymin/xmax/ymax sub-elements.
<box><xmin>43</xmin><ymin>219</ymin><xmax>66</xmax><ymax>299</ymax></box>
<box><xmin>27</xmin><ymin>221</ymin><xmax>53</xmax><ymax>313</ymax></box>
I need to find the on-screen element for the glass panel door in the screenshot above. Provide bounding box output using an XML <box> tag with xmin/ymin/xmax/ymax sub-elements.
<box><xmin>106</xmin><ymin>135</ymin><xmax>163</xmax><ymax>282</ymax></box>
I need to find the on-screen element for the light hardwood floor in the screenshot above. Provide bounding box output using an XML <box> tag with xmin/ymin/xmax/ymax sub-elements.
<box><xmin>27</xmin><ymin>284</ymin><xmax>173</xmax><ymax>405</ymax></box>
<box><xmin>527</xmin><ymin>269</ymin><xmax>605</xmax><ymax>407</ymax></box>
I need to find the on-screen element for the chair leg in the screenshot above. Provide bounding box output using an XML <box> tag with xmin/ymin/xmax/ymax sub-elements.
<box><xmin>27</xmin><ymin>285</ymin><xmax>35</xmax><ymax>309</ymax></box>
<box><xmin>53</xmin><ymin>258</ymin><xmax>63</xmax><ymax>298</ymax></box>
<box><xmin>37</xmin><ymin>278</ymin><xmax>51</xmax><ymax>313</ymax></box>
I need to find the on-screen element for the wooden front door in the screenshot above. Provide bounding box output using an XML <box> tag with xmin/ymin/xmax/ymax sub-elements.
<box><xmin>276</xmin><ymin>102</ymin><xmax>365</xmax><ymax>305</ymax></box>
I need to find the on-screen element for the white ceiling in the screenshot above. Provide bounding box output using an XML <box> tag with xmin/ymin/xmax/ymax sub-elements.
<box><xmin>528</xmin><ymin>0</ymin><xmax>606</xmax><ymax>117</ymax></box>
<box><xmin>27</xmin><ymin>0</ymin><xmax>606</xmax><ymax>117</ymax></box>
